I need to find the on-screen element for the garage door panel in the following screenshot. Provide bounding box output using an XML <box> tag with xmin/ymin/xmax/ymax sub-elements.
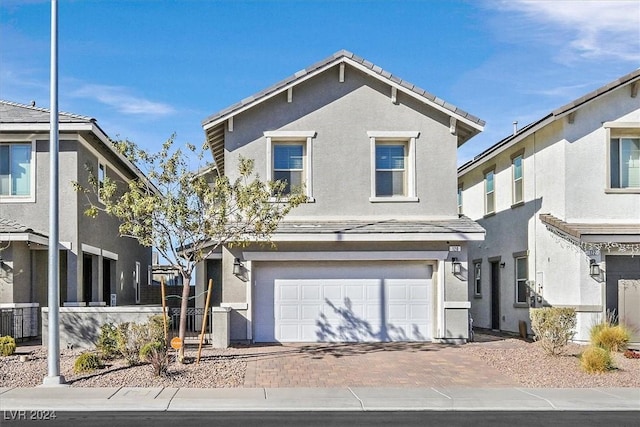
<box><xmin>257</xmin><ymin>262</ymin><xmax>433</xmax><ymax>342</ymax></box>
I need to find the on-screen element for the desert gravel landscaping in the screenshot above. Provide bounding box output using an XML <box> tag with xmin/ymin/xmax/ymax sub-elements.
<box><xmin>1</xmin><ymin>333</ymin><xmax>638</xmax><ymax>389</ymax></box>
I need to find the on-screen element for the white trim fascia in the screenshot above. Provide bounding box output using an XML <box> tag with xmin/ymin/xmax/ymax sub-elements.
<box><xmin>0</xmin><ymin>123</ymin><xmax>94</xmax><ymax>132</ymax></box>
<box><xmin>581</xmin><ymin>234</ymin><xmax>640</xmax><ymax>243</ymax></box>
<box><xmin>267</xmin><ymin>232</ymin><xmax>484</xmax><ymax>242</ymax></box>
<box><xmin>436</xmin><ymin>259</ymin><xmax>445</xmax><ymax>338</ymax></box>
<box><xmin>367</xmin><ymin>131</ymin><xmax>420</xmax><ymax>139</ymax></box>
<box><xmin>604</xmin><ymin>121</ymin><xmax>640</xmax><ymax>129</ymax></box>
<box><xmin>81</xmin><ymin>243</ymin><xmax>101</xmax><ymax>256</ymax></box>
<box><xmin>443</xmin><ymin>301</ymin><xmax>471</xmax><ymax>309</ymax></box>
<box><xmin>264</xmin><ymin>131</ymin><xmax>317</xmax><ymax>139</ymax></box>
<box><xmin>203</xmin><ymin>57</ymin><xmax>483</xmax><ymax>132</ymax></box>
<box><xmin>102</xmin><ymin>249</ymin><xmax>119</xmax><ymax>260</ymax></box>
<box><xmin>0</xmin><ymin>233</ymin><xmax>49</xmax><ymax>246</ymax></box>
<box><xmin>242</xmin><ymin>251</ymin><xmax>449</xmax><ymax>262</ymax></box>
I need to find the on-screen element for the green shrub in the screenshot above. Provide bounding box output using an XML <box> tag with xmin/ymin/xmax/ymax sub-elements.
<box><xmin>117</xmin><ymin>322</ymin><xmax>149</xmax><ymax>366</ymax></box>
<box><xmin>530</xmin><ymin>307</ymin><xmax>577</xmax><ymax>355</ymax></box>
<box><xmin>0</xmin><ymin>336</ymin><xmax>16</xmax><ymax>356</ymax></box>
<box><xmin>580</xmin><ymin>346</ymin><xmax>614</xmax><ymax>373</ymax></box>
<box><xmin>146</xmin><ymin>315</ymin><xmax>169</xmax><ymax>345</ymax></box>
<box><xmin>590</xmin><ymin>320</ymin><xmax>631</xmax><ymax>352</ymax></box>
<box><xmin>96</xmin><ymin>323</ymin><xmax>121</xmax><ymax>359</ymax></box>
<box><xmin>73</xmin><ymin>352</ymin><xmax>103</xmax><ymax>374</ymax></box>
<box><xmin>140</xmin><ymin>341</ymin><xmax>169</xmax><ymax>376</ymax></box>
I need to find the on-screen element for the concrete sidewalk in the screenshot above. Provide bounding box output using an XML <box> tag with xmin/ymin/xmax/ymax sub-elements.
<box><xmin>1</xmin><ymin>387</ymin><xmax>638</xmax><ymax>412</ymax></box>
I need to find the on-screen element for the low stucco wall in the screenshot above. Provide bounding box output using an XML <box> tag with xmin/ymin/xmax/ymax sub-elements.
<box><xmin>42</xmin><ymin>306</ymin><xmax>165</xmax><ymax>350</ymax></box>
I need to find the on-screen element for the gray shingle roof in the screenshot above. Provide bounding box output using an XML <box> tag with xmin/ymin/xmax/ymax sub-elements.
<box><xmin>275</xmin><ymin>217</ymin><xmax>485</xmax><ymax>235</ymax></box>
<box><xmin>0</xmin><ymin>100</ymin><xmax>94</xmax><ymax>123</ymax></box>
<box><xmin>202</xmin><ymin>50</ymin><xmax>485</xmax><ymax>128</ymax></box>
<box><xmin>0</xmin><ymin>218</ymin><xmax>47</xmax><ymax>237</ymax></box>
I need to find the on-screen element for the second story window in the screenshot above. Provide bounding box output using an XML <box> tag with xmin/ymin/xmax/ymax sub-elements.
<box><xmin>610</xmin><ymin>137</ymin><xmax>639</xmax><ymax>189</ymax></box>
<box><xmin>375</xmin><ymin>144</ymin><xmax>406</xmax><ymax>196</ymax></box>
<box><xmin>0</xmin><ymin>142</ymin><xmax>34</xmax><ymax>201</ymax></box>
<box><xmin>512</xmin><ymin>154</ymin><xmax>523</xmax><ymax>204</ymax></box>
<box><xmin>473</xmin><ymin>261</ymin><xmax>482</xmax><ymax>296</ymax></box>
<box><xmin>484</xmin><ymin>169</ymin><xmax>495</xmax><ymax>215</ymax></box>
<box><xmin>368</xmin><ymin>131</ymin><xmax>419</xmax><ymax>202</ymax></box>
<box><xmin>98</xmin><ymin>161</ymin><xmax>106</xmax><ymax>202</ymax></box>
<box><xmin>264</xmin><ymin>130</ymin><xmax>316</xmax><ymax>200</ymax></box>
<box><xmin>273</xmin><ymin>144</ymin><xmax>304</xmax><ymax>195</ymax></box>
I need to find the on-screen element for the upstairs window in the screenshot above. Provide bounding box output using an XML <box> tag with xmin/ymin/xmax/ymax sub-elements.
<box><xmin>273</xmin><ymin>144</ymin><xmax>304</xmax><ymax>195</ymax></box>
<box><xmin>484</xmin><ymin>169</ymin><xmax>495</xmax><ymax>215</ymax></box>
<box><xmin>512</xmin><ymin>154</ymin><xmax>523</xmax><ymax>204</ymax></box>
<box><xmin>375</xmin><ymin>144</ymin><xmax>406</xmax><ymax>196</ymax></box>
<box><xmin>473</xmin><ymin>261</ymin><xmax>482</xmax><ymax>296</ymax></box>
<box><xmin>457</xmin><ymin>186</ymin><xmax>463</xmax><ymax>215</ymax></box>
<box><xmin>264</xmin><ymin>131</ymin><xmax>315</xmax><ymax>200</ymax></box>
<box><xmin>98</xmin><ymin>161</ymin><xmax>106</xmax><ymax>202</ymax></box>
<box><xmin>0</xmin><ymin>143</ymin><xmax>34</xmax><ymax>200</ymax></box>
<box><xmin>610</xmin><ymin>137</ymin><xmax>640</xmax><ymax>189</ymax></box>
<box><xmin>368</xmin><ymin>131</ymin><xmax>419</xmax><ymax>202</ymax></box>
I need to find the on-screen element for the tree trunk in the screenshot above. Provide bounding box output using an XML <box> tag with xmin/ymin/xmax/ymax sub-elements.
<box><xmin>177</xmin><ymin>274</ymin><xmax>191</xmax><ymax>362</ymax></box>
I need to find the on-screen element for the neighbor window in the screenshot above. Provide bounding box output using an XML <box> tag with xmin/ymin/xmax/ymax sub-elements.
<box><xmin>457</xmin><ymin>186</ymin><xmax>463</xmax><ymax>215</ymax></box>
<box><xmin>610</xmin><ymin>137</ymin><xmax>640</xmax><ymax>189</ymax></box>
<box><xmin>515</xmin><ymin>256</ymin><xmax>528</xmax><ymax>304</ymax></box>
<box><xmin>0</xmin><ymin>142</ymin><xmax>34</xmax><ymax>200</ymax></box>
<box><xmin>484</xmin><ymin>169</ymin><xmax>495</xmax><ymax>215</ymax></box>
<box><xmin>368</xmin><ymin>131</ymin><xmax>418</xmax><ymax>201</ymax></box>
<box><xmin>98</xmin><ymin>161</ymin><xmax>106</xmax><ymax>202</ymax></box>
<box><xmin>473</xmin><ymin>261</ymin><xmax>482</xmax><ymax>296</ymax></box>
<box><xmin>512</xmin><ymin>154</ymin><xmax>523</xmax><ymax>204</ymax></box>
<box><xmin>264</xmin><ymin>131</ymin><xmax>315</xmax><ymax>200</ymax></box>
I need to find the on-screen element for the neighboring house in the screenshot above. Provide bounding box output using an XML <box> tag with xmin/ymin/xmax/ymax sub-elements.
<box><xmin>198</xmin><ymin>50</ymin><xmax>485</xmax><ymax>343</ymax></box>
<box><xmin>0</xmin><ymin>100</ymin><xmax>152</xmax><ymax>314</ymax></box>
<box><xmin>457</xmin><ymin>70</ymin><xmax>640</xmax><ymax>343</ymax></box>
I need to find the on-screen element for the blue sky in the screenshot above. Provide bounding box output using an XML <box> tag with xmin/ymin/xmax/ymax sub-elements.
<box><xmin>1</xmin><ymin>0</ymin><xmax>639</xmax><ymax>165</ymax></box>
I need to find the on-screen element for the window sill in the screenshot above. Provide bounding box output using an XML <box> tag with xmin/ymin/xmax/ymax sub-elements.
<box><xmin>369</xmin><ymin>196</ymin><xmax>419</xmax><ymax>203</ymax></box>
<box><xmin>511</xmin><ymin>201</ymin><xmax>524</xmax><ymax>209</ymax></box>
<box><xmin>513</xmin><ymin>303</ymin><xmax>529</xmax><ymax>309</ymax></box>
<box><xmin>0</xmin><ymin>196</ymin><xmax>36</xmax><ymax>203</ymax></box>
<box><xmin>605</xmin><ymin>188</ymin><xmax>640</xmax><ymax>194</ymax></box>
<box><xmin>473</xmin><ymin>294</ymin><xmax>482</xmax><ymax>299</ymax></box>
<box><xmin>483</xmin><ymin>212</ymin><xmax>496</xmax><ymax>218</ymax></box>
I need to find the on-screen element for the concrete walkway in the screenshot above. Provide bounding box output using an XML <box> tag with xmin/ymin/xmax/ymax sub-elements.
<box><xmin>1</xmin><ymin>386</ymin><xmax>638</xmax><ymax>412</ymax></box>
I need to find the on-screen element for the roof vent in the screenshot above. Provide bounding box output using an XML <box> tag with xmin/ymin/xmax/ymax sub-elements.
<box><xmin>30</xmin><ymin>100</ymin><xmax>36</xmax><ymax>107</ymax></box>
<box><xmin>513</xmin><ymin>121</ymin><xmax>518</xmax><ymax>135</ymax></box>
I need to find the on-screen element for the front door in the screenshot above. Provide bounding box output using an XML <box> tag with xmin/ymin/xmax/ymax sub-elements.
<box><xmin>491</xmin><ymin>261</ymin><xmax>500</xmax><ymax>330</ymax></box>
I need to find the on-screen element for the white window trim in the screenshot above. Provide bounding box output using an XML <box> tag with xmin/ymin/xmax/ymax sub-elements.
<box><xmin>484</xmin><ymin>169</ymin><xmax>495</xmax><ymax>215</ymax></box>
<box><xmin>512</xmin><ymin>154</ymin><xmax>523</xmax><ymax>205</ymax></box>
<box><xmin>264</xmin><ymin>131</ymin><xmax>315</xmax><ymax>201</ymax></box>
<box><xmin>604</xmin><ymin>123</ymin><xmax>640</xmax><ymax>193</ymax></box>
<box><xmin>514</xmin><ymin>255</ymin><xmax>528</xmax><ymax>304</ymax></box>
<box><xmin>473</xmin><ymin>261</ymin><xmax>482</xmax><ymax>297</ymax></box>
<box><xmin>368</xmin><ymin>131</ymin><xmax>419</xmax><ymax>202</ymax></box>
<box><xmin>0</xmin><ymin>139</ymin><xmax>36</xmax><ymax>203</ymax></box>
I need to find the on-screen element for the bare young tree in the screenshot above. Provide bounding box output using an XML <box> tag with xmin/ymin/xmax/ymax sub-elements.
<box><xmin>75</xmin><ymin>135</ymin><xmax>306</xmax><ymax>361</ymax></box>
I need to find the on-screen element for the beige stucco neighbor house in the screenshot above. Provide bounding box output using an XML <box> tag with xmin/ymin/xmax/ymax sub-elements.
<box><xmin>0</xmin><ymin>100</ymin><xmax>152</xmax><ymax>321</ymax></box>
<box><xmin>198</xmin><ymin>50</ymin><xmax>486</xmax><ymax>344</ymax></box>
<box><xmin>458</xmin><ymin>70</ymin><xmax>640</xmax><ymax>343</ymax></box>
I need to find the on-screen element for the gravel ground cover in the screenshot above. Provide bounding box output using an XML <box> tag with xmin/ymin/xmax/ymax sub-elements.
<box><xmin>1</xmin><ymin>334</ymin><xmax>638</xmax><ymax>388</ymax></box>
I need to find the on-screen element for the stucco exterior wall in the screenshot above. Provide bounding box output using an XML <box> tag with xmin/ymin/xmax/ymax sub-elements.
<box><xmin>223</xmin><ymin>66</ymin><xmax>459</xmax><ymax>220</ymax></box>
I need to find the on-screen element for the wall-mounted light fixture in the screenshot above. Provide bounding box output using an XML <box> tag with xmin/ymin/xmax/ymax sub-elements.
<box><xmin>500</xmin><ymin>262</ymin><xmax>506</xmax><ymax>268</ymax></box>
<box><xmin>452</xmin><ymin>257</ymin><xmax>462</xmax><ymax>275</ymax></box>
<box><xmin>589</xmin><ymin>259</ymin><xmax>601</xmax><ymax>277</ymax></box>
<box><xmin>233</xmin><ymin>258</ymin><xmax>243</xmax><ymax>277</ymax></box>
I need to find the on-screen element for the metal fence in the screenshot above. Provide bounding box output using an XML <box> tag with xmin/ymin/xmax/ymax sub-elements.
<box><xmin>167</xmin><ymin>308</ymin><xmax>212</xmax><ymax>342</ymax></box>
<box><xmin>0</xmin><ymin>306</ymin><xmax>39</xmax><ymax>341</ymax></box>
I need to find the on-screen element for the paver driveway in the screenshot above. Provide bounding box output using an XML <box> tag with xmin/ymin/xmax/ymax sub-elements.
<box><xmin>225</xmin><ymin>335</ymin><xmax>520</xmax><ymax>388</ymax></box>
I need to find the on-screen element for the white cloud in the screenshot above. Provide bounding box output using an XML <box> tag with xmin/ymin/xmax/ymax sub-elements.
<box><xmin>489</xmin><ymin>0</ymin><xmax>640</xmax><ymax>62</ymax></box>
<box><xmin>71</xmin><ymin>84</ymin><xmax>175</xmax><ymax>116</ymax></box>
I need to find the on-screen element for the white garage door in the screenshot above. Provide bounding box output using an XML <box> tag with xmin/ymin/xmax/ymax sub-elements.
<box><xmin>253</xmin><ymin>261</ymin><xmax>433</xmax><ymax>342</ymax></box>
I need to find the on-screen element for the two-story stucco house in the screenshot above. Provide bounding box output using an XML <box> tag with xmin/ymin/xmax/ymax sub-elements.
<box><xmin>198</xmin><ymin>50</ymin><xmax>486</xmax><ymax>344</ymax></box>
<box><xmin>458</xmin><ymin>70</ymin><xmax>640</xmax><ymax>343</ymax></box>
<box><xmin>0</xmin><ymin>100</ymin><xmax>152</xmax><ymax>317</ymax></box>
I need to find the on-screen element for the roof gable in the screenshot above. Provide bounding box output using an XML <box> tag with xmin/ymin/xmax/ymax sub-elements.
<box><xmin>459</xmin><ymin>68</ymin><xmax>640</xmax><ymax>174</ymax></box>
